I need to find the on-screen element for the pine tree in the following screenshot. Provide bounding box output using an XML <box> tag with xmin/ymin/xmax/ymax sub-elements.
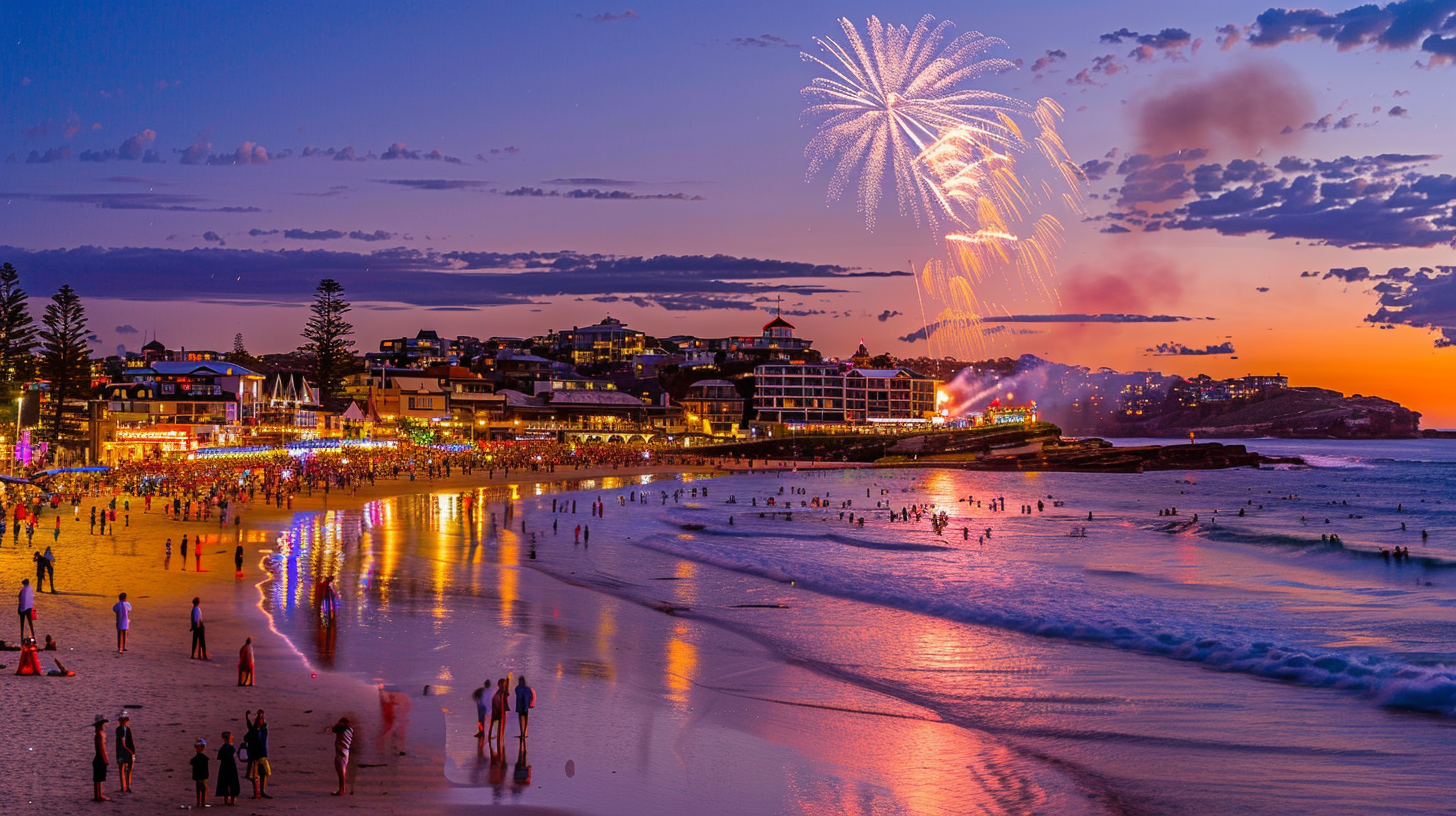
<box><xmin>38</xmin><ymin>284</ymin><xmax>92</xmax><ymax>444</ymax></box>
<box><xmin>226</xmin><ymin>332</ymin><xmax>257</xmax><ymax>367</ymax></box>
<box><xmin>300</xmin><ymin>278</ymin><xmax>355</xmax><ymax>401</ymax></box>
<box><xmin>0</xmin><ymin>262</ymin><xmax>38</xmax><ymax>385</ymax></box>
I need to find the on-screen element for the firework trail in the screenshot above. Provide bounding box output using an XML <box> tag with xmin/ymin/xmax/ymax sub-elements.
<box><xmin>801</xmin><ymin>15</ymin><xmax>1083</xmax><ymax>359</ymax></box>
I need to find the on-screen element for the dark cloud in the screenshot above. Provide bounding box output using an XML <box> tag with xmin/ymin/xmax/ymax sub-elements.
<box><xmin>0</xmin><ymin>246</ymin><xmax>905</xmax><ymax>309</ymax></box>
<box><xmin>1101</xmin><ymin>27</ymin><xmax>1197</xmax><ymax>61</ymax></box>
<box><xmin>283</xmin><ymin>229</ymin><xmax>345</xmax><ymax>240</ymax></box>
<box><xmin>876</xmin><ymin>309</ymin><xmax>902</xmax><ymax>322</ymax></box>
<box><xmin>380</xmin><ymin>142</ymin><xmax>463</xmax><ymax>164</ymax></box>
<box><xmin>1322</xmin><ymin>264</ymin><xmax>1456</xmax><ymax>345</ymax></box>
<box><xmin>1389</xmin><ymin>105</ymin><xmax>1410</xmax><ymax>117</ymax></box>
<box><xmin>24</xmin><ymin>147</ymin><xmax>72</xmax><ymax>163</ymax></box>
<box><xmin>378</xmin><ymin>179</ymin><xmax>491</xmax><ymax>190</ymax></box>
<box><xmin>1147</xmin><ymin>341</ymin><xmax>1236</xmax><ymax>355</ymax></box>
<box><xmin>500</xmin><ymin>186</ymin><xmax>704</xmax><ymax>201</ymax></box>
<box><xmin>118</xmin><ymin>129</ymin><xmax>157</xmax><ymax>160</ymax></box>
<box><xmin>730</xmin><ymin>34</ymin><xmax>799</xmax><ymax>48</ymax></box>
<box><xmin>249</xmin><ymin>228</ymin><xmax>279</xmax><ymax>236</ymax></box>
<box><xmin>1257</xmin><ymin>286</ymin><xmax>1271</xmax><ymax>292</ymax></box>
<box><xmin>0</xmin><ymin>191</ymin><xmax>260</xmax><ymax>213</ymax></box>
<box><xmin>115</xmin><ymin>324</ymin><xmax>138</xmax><ymax>335</ymax></box>
<box><xmin>579</xmin><ymin>10</ymin><xmax>638</xmax><ymax>23</ymax></box>
<box><xmin>990</xmin><ymin>313</ymin><xmax>1197</xmax><ymax>323</ymax></box>
<box><xmin>348</xmin><ymin>230</ymin><xmax>394</xmax><ymax>242</ymax></box>
<box><xmin>1031</xmin><ymin>49</ymin><xmax>1068</xmax><ymax>72</ymax></box>
<box><xmin>1081</xmin><ymin>159</ymin><xmax>1114</xmax><ymax>180</ymax></box>
<box><xmin>1098</xmin><ymin>153</ymin><xmax>1456</xmax><ymax>248</ymax></box>
<box><xmin>542</xmin><ymin>177</ymin><xmax>640</xmax><ymax>186</ymax></box>
<box><xmin>1300</xmin><ymin>112</ymin><xmax>1361</xmax><ymax>131</ymax></box>
<box><xmin>1067</xmin><ymin>54</ymin><xmax>1126</xmax><ymax>86</ymax></box>
<box><xmin>1134</xmin><ymin>62</ymin><xmax>1315</xmax><ymax>156</ymax></box>
<box><xmin>1216</xmin><ymin>23</ymin><xmax>1247</xmax><ymax>50</ymax></box>
<box><xmin>202</xmin><ymin>231</ymin><xmax>224</xmax><ymax>245</ymax></box>
<box><xmin>1248</xmin><ymin>0</ymin><xmax>1456</xmax><ymax>65</ymax></box>
<box><xmin>593</xmin><ymin>294</ymin><xmax>760</xmax><ymax>311</ymax></box>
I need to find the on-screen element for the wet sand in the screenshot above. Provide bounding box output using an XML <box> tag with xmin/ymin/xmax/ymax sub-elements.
<box><xmin>0</xmin><ymin>463</ymin><xmax>713</xmax><ymax>814</ymax></box>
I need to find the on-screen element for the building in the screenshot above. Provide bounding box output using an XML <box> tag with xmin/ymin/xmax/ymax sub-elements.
<box><xmin>681</xmin><ymin>379</ymin><xmax>745</xmax><ymax>437</ymax></box>
<box><xmin>843</xmin><ymin>368</ymin><xmax>935</xmax><ymax>423</ymax></box>
<box><xmin>753</xmin><ymin>363</ymin><xmax>846</xmax><ymax>425</ymax></box>
<box><xmin>556</xmin><ymin>317</ymin><xmax>649</xmax><ymax>366</ymax></box>
<box><xmin>370</xmin><ymin>330</ymin><xmax>459</xmax><ymax>368</ymax></box>
<box><xmin>91</xmin><ymin>360</ymin><xmax>264</xmax><ymax>462</ymax></box>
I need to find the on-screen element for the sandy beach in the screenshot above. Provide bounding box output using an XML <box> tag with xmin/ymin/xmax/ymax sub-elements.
<box><xmin>0</xmin><ymin>462</ymin><xmax>720</xmax><ymax>815</ymax></box>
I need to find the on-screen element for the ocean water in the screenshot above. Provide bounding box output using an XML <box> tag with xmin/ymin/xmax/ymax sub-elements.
<box><xmin>259</xmin><ymin>439</ymin><xmax>1456</xmax><ymax>816</ymax></box>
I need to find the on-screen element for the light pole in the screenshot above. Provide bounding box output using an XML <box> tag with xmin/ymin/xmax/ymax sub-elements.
<box><xmin>14</xmin><ymin>395</ymin><xmax>23</xmax><ymax>475</ymax></box>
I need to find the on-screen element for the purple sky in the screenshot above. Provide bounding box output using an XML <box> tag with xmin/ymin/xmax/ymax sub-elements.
<box><xmin>4</xmin><ymin>1</ymin><xmax>1456</xmax><ymax>423</ymax></box>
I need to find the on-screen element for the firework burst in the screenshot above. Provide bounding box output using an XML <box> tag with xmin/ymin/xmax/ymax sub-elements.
<box><xmin>801</xmin><ymin>15</ymin><xmax>1083</xmax><ymax>359</ymax></box>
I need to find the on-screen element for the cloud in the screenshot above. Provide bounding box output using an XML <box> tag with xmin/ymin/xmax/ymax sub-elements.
<box><xmin>1102</xmin><ymin>27</ymin><xmax>1197</xmax><ymax>61</ymax></box>
<box><xmin>348</xmin><ymin>230</ymin><xmax>394</xmax><ymax>242</ymax></box>
<box><xmin>1147</xmin><ymin>341</ymin><xmax>1236</xmax><ymax>355</ymax></box>
<box><xmin>990</xmin><ymin>313</ymin><xmax>1197</xmax><ymax>323</ymax></box>
<box><xmin>730</xmin><ymin>34</ymin><xmax>800</xmax><ymax>48</ymax></box>
<box><xmin>1321</xmin><ymin>264</ymin><xmax>1456</xmax><ymax>345</ymax></box>
<box><xmin>1389</xmin><ymin>104</ymin><xmax>1411</xmax><ymax>117</ymax></box>
<box><xmin>1300</xmin><ymin>112</ymin><xmax>1361</xmax><ymax>131</ymax></box>
<box><xmin>1081</xmin><ymin>159</ymin><xmax>1114</xmax><ymax>181</ymax></box>
<box><xmin>283</xmin><ymin>229</ymin><xmax>346</xmax><ymax>240</ymax></box>
<box><xmin>1134</xmin><ymin>62</ymin><xmax>1315</xmax><ymax>156</ymax></box>
<box><xmin>114</xmin><ymin>324</ymin><xmax>138</xmax><ymax>335</ymax></box>
<box><xmin>1217</xmin><ymin>23</ymin><xmax>1247</xmax><ymax>50</ymax></box>
<box><xmin>876</xmin><ymin>309</ymin><xmax>902</xmax><ymax>322</ymax></box>
<box><xmin>579</xmin><ymin>10</ymin><xmax>638</xmax><ymax>23</ymax></box>
<box><xmin>0</xmin><ymin>246</ymin><xmax>906</xmax><ymax>310</ymax></box>
<box><xmin>380</xmin><ymin>142</ymin><xmax>463</xmax><ymax>163</ymax></box>
<box><xmin>1067</xmin><ymin>54</ymin><xmax>1126</xmax><ymax>86</ymax></box>
<box><xmin>202</xmin><ymin>231</ymin><xmax>224</xmax><ymax>245</ymax></box>
<box><xmin>1031</xmin><ymin>49</ymin><xmax>1068</xmax><ymax>72</ymax></box>
<box><xmin>118</xmin><ymin>129</ymin><xmax>157</xmax><ymax>160</ymax></box>
<box><xmin>1247</xmin><ymin>0</ymin><xmax>1456</xmax><ymax>65</ymax></box>
<box><xmin>0</xmin><ymin>191</ymin><xmax>260</xmax><ymax>213</ymax></box>
<box><xmin>180</xmin><ymin>140</ymin><xmax>211</xmax><ymax>165</ymax></box>
<box><xmin>1095</xmin><ymin>152</ymin><xmax>1455</xmax><ymax>248</ymax></box>
<box><xmin>378</xmin><ymin>179</ymin><xmax>491</xmax><ymax>190</ymax></box>
<box><xmin>500</xmin><ymin>186</ymin><xmax>704</xmax><ymax>201</ymax></box>
<box><xmin>542</xmin><ymin>177</ymin><xmax>640</xmax><ymax>187</ymax></box>
<box><xmin>24</xmin><ymin>147</ymin><xmax>72</xmax><ymax>163</ymax></box>
<box><xmin>1257</xmin><ymin>286</ymin><xmax>1271</xmax><ymax>292</ymax></box>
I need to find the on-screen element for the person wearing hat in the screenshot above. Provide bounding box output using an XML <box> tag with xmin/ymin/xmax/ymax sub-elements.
<box><xmin>91</xmin><ymin>714</ymin><xmax>110</xmax><ymax>802</ymax></box>
<box><xmin>115</xmin><ymin>712</ymin><xmax>136</xmax><ymax>793</ymax></box>
<box><xmin>190</xmin><ymin>738</ymin><xmax>210</xmax><ymax>809</ymax></box>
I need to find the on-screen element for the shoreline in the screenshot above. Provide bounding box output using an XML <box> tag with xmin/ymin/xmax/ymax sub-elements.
<box><xmin>0</xmin><ymin>462</ymin><xmax>720</xmax><ymax>815</ymax></box>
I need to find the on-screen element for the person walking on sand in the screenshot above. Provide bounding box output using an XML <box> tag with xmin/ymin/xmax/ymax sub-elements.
<box><xmin>489</xmin><ymin>677</ymin><xmax>509</xmax><ymax>752</ymax></box>
<box><xmin>190</xmin><ymin>739</ymin><xmax>210</xmax><ymax>809</ymax></box>
<box><xmin>216</xmin><ymin>731</ymin><xmax>240</xmax><ymax>805</ymax></box>
<box><xmin>115</xmin><ymin>712</ymin><xmax>136</xmax><ymax>793</ymax></box>
<box><xmin>190</xmin><ymin>597</ymin><xmax>209</xmax><ymax>660</ymax></box>
<box><xmin>18</xmin><ymin>578</ymin><xmax>36</xmax><ymax>641</ymax></box>
<box><xmin>329</xmin><ymin>717</ymin><xmax>353</xmax><ymax>795</ymax></box>
<box><xmin>112</xmin><ymin>592</ymin><xmax>131</xmax><ymax>653</ymax></box>
<box><xmin>91</xmin><ymin>714</ymin><xmax>111</xmax><ymax>802</ymax></box>
<box><xmin>472</xmin><ymin>680</ymin><xmax>489</xmax><ymax>738</ymax></box>
<box><xmin>514</xmin><ymin>676</ymin><xmax>535</xmax><ymax>739</ymax></box>
<box><xmin>238</xmin><ymin>637</ymin><xmax>254</xmax><ymax>686</ymax></box>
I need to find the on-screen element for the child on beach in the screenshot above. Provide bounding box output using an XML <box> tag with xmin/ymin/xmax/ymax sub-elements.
<box><xmin>190</xmin><ymin>739</ymin><xmax>209</xmax><ymax>809</ymax></box>
<box><xmin>112</xmin><ymin>592</ymin><xmax>131</xmax><ymax>653</ymax></box>
<box><xmin>115</xmin><ymin>712</ymin><xmax>136</xmax><ymax>793</ymax></box>
<box><xmin>91</xmin><ymin>714</ymin><xmax>111</xmax><ymax>801</ymax></box>
<box><xmin>329</xmin><ymin>717</ymin><xmax>353</xmax><ymax>796</ymax></box>
<box><xmin>216</xmin><ymin>732</ymin><xmax>240</xmax><ymax>805</ymax></box>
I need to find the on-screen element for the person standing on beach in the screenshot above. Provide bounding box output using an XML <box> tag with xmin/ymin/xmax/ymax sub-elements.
<box><xmin>472</xmin><ymin>681</ymin><xmax>489</xmax><ymax>738</ymax></box>
<box><xmin>18</xmin><ymin>578</ymin><xmax>36</xmax><ymax>641</ymax></box>
<box><xmin>33</xmin><ymin>551</ymin><xmax>47</xmax><ymax>593</ymax></box>
<box><xmin>329</xmin><ymin>717</ymin><xmax>353</xmax><ymax>795</ymax></box>
<box><xmin>216</xmin><ymin>731</ymin><xmax>240</xmax><ymax>805</ymax></box>
<box><xmin>43</xmin><ymin>545</ymin><xmax>55</xmax><ymax>591</ymax></box>
<box><xmin>190</xmin><ymin>739</ymin><xmax>210</xmax><ymax>809</ymax></box>
<box><xmin>115</xmin><ymin>712</ymin><xmax>136</xmax><ymax>793</ymax></box>
<box><xmin>514</xmin><ymin>676</ymin><xmax>535</xmax><ymax>739</ymax></box>
<box><xmin>238</xmin><ymin>637</ymin><xmax>255</xmax><ymax>686</ymax></box>
<box><xmin>112</xmin><ymin>592</ymin><xmax>131</xmax><ymax>652</ymax></box>
<box><xmin>235</xmin><ymin>543</ymin><xmax>244</xmax><ymax>574</ymax></box>
<box><xmin>91</xmin><ymin>714</ymin><xmax>111</xmax><ymax>802</ymax></box>
<box><xmin>244</xmin><ymin>710</ymin><xmax>272</xmax><ymax>799</ymax></box>
<box><xmin>190</xmin><ymin>597</ymin><xmax>209</xmax><ymax>659</ymax></box>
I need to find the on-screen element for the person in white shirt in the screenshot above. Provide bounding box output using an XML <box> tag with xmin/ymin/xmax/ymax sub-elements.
<box><xmin>18</xmin><ymin>578</ymin><xmax>36</xmax><ymax>641</ymax></box>
<box><xmin>113</xmin><ymin>592</ymin><xmax>132</xmax><ymax>653</ymax></box>
<box><xmin>190</xmin><ymin>597</ymin><xmax>209</xmax><ymax>660</ymax></box>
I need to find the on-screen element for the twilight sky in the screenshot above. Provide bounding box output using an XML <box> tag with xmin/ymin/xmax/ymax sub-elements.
<box><xmin>3</xmin><ymin>0</ymin><xmax>1455</xmax><ymax>424</ymax></box>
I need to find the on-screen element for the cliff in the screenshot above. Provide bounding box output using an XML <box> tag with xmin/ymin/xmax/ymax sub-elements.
<box><xmin>1110</xmin><ymin>387</ymin><xmax>1421</xmax><ymax>439</ymax></box>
